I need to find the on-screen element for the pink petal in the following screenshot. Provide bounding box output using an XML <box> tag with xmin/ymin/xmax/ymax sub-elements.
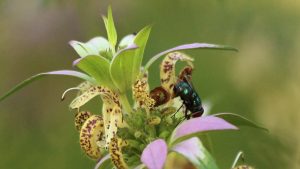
<box><xmin>172</xmin><ymin>116</ymin><xmax>238</xmax><ymax>141</ymax></box>
<box><xmin>141</xmin><ymin>139</ymin><xmax>168</xmax><ymax>169</ymax></box>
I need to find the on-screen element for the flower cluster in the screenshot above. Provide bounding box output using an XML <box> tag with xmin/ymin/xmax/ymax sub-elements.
<box><xmin>0</xmin><ymin>6</ymin><xmax>265</xmax><ymax>169</ymax></box>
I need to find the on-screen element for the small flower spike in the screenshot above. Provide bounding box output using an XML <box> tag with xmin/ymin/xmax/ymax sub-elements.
<box><xmin>80</xmin><ymin>115</ymin><xmax>105</xmax><ymax>159</ymax></box>
<box><xmin>132</xmin><ymin>72</ymin><xmax>155</xmax><ymax>110</ymax></box>
<box><xmin>160</xmin><ymin>52</ymin><xmax>194</xmax><ymax>99</ymax></box>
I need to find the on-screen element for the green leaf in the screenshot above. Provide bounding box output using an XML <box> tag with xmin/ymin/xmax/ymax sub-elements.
<box><xmin>0</xmin><ymin>70</ymin><xmax>95</xmax><ymax>102</ymax></box>
<box><xmin>110</xmin><ymin>44</ymin><xmax>139</xmax><ymax>93</ymax></box>
<box><xmin>103</xmin><ymin>6</ymin><xmax>117</xmax><ymax>53</ymax></box>
<box><xmin>132</xmin><ymin>25</ymin><xmax>151</xmax><ymax>80</ymax></box>
<box><xmin>172</xmin><ymin>137</ymin><xmax>219</xmax><ymax>169</ymax></box>
<box><xmin>214</xmin><ymin>113</ymin><xmax>268</xmax><ymax>131</ymax></box>
<box><xmin>144</xmin><ymin>43</ymin><xmax>238</xmax><ymax>72</ymax></box>
<box><xmin>75</xmin><ymin>55</ymin><xmax>117</xmax><ymax>90</ymax></box>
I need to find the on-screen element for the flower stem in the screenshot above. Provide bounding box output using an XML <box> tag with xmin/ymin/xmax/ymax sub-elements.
<box><xmin>119</xmin><ymin>93</ymin><xmax>133</xmax><ymax>114</ymax></box>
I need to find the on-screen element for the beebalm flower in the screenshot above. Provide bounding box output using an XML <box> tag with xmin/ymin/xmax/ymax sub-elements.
<box><xmin>0</xmin><ymin>6</ymin><xmax>267</xmax><ymax>169</ymax></box>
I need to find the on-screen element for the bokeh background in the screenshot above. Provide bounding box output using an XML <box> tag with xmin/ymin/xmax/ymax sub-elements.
<box><xmin>1</xmin><ymin>0</ymin><xmax>300</xmax><ymax>168</ymax></box>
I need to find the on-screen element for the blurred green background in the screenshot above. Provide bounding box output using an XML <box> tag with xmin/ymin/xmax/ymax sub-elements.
<box><xmin>1</xmin><ymin>0</ymin><xmax>300</xmax><ymax>168</ymax></box>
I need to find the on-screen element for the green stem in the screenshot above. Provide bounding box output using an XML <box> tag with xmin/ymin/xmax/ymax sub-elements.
<box><xmin>119</xmin><ymin>93</ymin><xmax>133</xmax><ymax>114</ymax></box>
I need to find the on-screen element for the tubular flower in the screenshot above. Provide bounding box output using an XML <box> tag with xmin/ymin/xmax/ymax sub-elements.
<box><xmin>132</xmin><ymin>72</ymin><xmax>155</xmax><ymax>110</ymax></box>
<box><xmin>0</xmin><ymin>6</ymin><xmax>267</xmax><ymax>169</ymax></box>
<box><xmin>74</xmin><ymin>111</ymin><xmax>92</xmax><ymax>131</ymax></box>
<box><xmin>70</xmin><ymin>85</ymin><xmax>124</xmax><ymax>147</ymax></box>
<box><xmin>160</xmin><ymin>52</ymin><xmax>194</xmax><ymax>98</ymax></box>
<box><xmin>109</xmin><ymin>137</ymin><xmax>128</xmax><ymax>169</ymax></box>
<box><xmin>80</xmin><ymin>115</ymin><xmax>105</xmax><ymax>159</ymax></box>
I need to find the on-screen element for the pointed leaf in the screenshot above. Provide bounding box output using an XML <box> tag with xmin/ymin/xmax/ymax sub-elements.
<box><xmin>141</xmin><ymin>139</ymin><xmax>168</xmax><ymax>169</ymax></box>
<box><xmin>172</xmin><ymin>137</ymin><xmax>219</xmax><ymax>169</ymax></box>
<box><xmin>0</xmin><ymin>70</ymin><xmax>95</xmax><ymax>102</ymax></box>
<box><xmin>75</xmin><ymin>55</ymin><xmax>116</xmax><ymax>90</ymax></box>
<box><xmin>170</xmin><ymin>116</ymin><xmax>238</xmax><ymax>144</ymax></box>
<box><xmin>110</xmin><ymin>44</ymin><xmax>139</xmax><ymax>93</ymax></box>
<box><xmin>103</xmin><ymin>6</ymin><xmax>117</xmax><ymax>51</ymax></box>
<box><xmin>215</xmin><ymin>112</ymin><xmax>268</xmax><ymax>131</ymax></box>
<box><xmin>144</xmin><ymin>43</ymin><xmax>238</xmax><ymax>71</ymax></box>
<box><xmin>132</xmin><ymin>26</ymin><xmax>151</xmax><ymax>80</ymax></box>
<box><xmin>94</xmin><ymin>154</ymin><xmax>114</xmax><ymax>169</ymax></box>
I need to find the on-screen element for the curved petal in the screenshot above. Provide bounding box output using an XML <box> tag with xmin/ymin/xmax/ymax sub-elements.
<box><xmin>79</xmin><ymin>115</ymin><xmax>105</xmax><ymax>159</ymax></box>
<box><xmin>69</xmin><ymin>86</ymin><xmax>112</xmax><ymax>109</ymax></box>
<box><xmin>141</xmin><ymin>139</ymin><xmax>168</xmax><ymax>169</ymax></box>
<box><xmin>160</xmin><ymin>52</ymin><xmax>194</xmax><ymax>97</ymax></box>
<box><xmin>172</xmin><ymin>137</ymin><xmax>219</xmax><ymax>169</ymax></box>
<box><xmin>170</xmin><ymin>116</ymin><xmax>238</xmax><ymax>144</ymax></box>
<box><xmin>144</xmin><ymin>43</ymin><xmax>238</xmax><ymax>71</ymax></box>
<box><xmin>109</xmin><ymin>137</ymin><xmax>128</xmax><ymax>169</ymax></box>
<box><xmin>69</xmin><ymin>86</ymin><xmax>123</xmax><ymax>147</ymax></box>
<box><xmin>74</xmin><ymin>111</ymin><xmax>91</xmax><ymax>131</ymax></box>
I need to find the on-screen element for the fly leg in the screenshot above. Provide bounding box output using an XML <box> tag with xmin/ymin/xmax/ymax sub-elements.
<box><xmin>185</xmin><ymin>108</ymin><xmax>191</xmax><ymax>120</ymax></box>
<box><xmin>171</xmin><ymin>103</ymin><xmax>184</xmax><ymax>118</ymax></box>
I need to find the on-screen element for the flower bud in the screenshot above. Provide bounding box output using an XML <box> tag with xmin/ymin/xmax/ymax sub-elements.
<box><xmin>147</xmin><ymin>116</ymin><xmax>161</xmax><ymax>125</ymax></box>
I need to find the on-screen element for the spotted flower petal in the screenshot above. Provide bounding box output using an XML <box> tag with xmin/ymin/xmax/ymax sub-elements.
<box><xmin>70</xmin><ymin>86</ymin><xmax>124</xmax><ymax>147</ymax></box>
<box><xmin>103</xmin><ymin>104</ymin><xmax>123</xmax><ymax>147</ymax></box>
<box><xmin>100</xmin><ymin>92</ymin><xmax>124</xmax><ymax>147</ymax></box>
<box><xmin>109</xmin><ymin>137</ymin><xmax>128</xmax><ymax>169</ymax></box>
<box><xmin>74</xmin><ymin>111</ymin><xmax>92</xmax><ymax>131</ymax></box>
<box><xmin>132</xmin><ymin>72</ymin><xmax>155</xmax><ymax>110</ymax></box>
<box><xmin>160</xmin><ymin>52</ymin><xmax>194</xmax><ymax>98</ymax></box>
<box><xmin>80</xmin><ymin>115</ymin><xmax>105</xmax><ymax>159</ymax></box>
<box><xmin>69</xmin><ymin>86</ymin><xmax>113</xmax><ymax>109</ymax></box>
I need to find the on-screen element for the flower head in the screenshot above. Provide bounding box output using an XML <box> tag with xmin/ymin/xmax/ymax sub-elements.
<box><xmin>0</xmin><ymin>6</ymin><xmax>267</xmax><ymax>169</ymax></box>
